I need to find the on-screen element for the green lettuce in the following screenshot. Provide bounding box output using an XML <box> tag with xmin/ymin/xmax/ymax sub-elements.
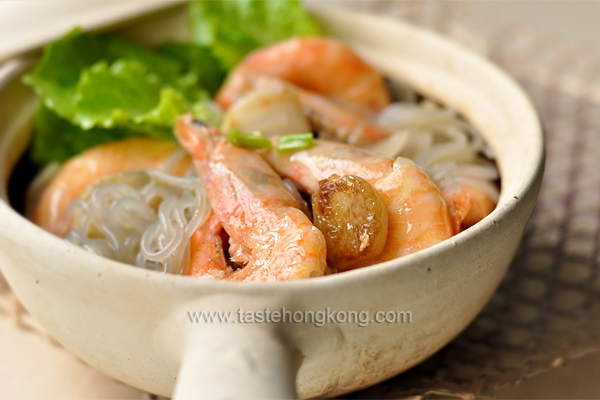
<box><xmin>23</xmin><ymin>29</ymin><xmax>105</xmax><ymax>121</ymax></box>
<box><xmin>189</xmin><ymin>0</ymin><xmax>322</xmax><ymax>69</ymax></box>
<box><xmin>31</xmin><ymin>105</ymin><xmax>152</xmax><ymax>165</ymax></box>
<box><xmin>157</xmin><ymin>43</ymin><xmax>226</xmax><ymax>96</ymax></box>
<box><xmin>23</xmin><ymin>29</ymin><xmax>224</xmax><ymax>165</ymax></box>
<box><xmin>73</xmin><ymin>59</ymin><xmax>207</xmax><ymax>131</ymax></box>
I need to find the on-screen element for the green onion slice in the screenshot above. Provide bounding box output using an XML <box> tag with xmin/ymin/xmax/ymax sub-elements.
<box><xmin>227</xmin><ymin>129</ymin><xmax>272</xmax><ymax>149</ymax></box>
<box><xmin>276</xmin><ymin>133</ymin><xmax>314</xmax><ymax>152</ymax></box>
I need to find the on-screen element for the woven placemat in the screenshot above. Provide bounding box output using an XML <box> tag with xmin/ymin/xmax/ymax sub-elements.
<box><xmin>2</xmin><ymin>1</ymin><xmax>600</xmax><ymax>398</ymax></box>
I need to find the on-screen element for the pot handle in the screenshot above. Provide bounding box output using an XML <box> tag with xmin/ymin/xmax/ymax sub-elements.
<box><xmin>173</xmin><ymin>322</ymin><xmax>297</xmax><ymax>399</ymax></box>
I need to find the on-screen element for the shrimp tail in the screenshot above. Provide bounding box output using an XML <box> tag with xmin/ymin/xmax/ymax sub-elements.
<box><xmin>189</xmin><ymin>213</ymin><xmax>232</xmax><ymax>279</ymax></box>
<box><xmin>443</xmin><ymin>186</ymin><xmax>496</xmax><ymax>233</ymax></box>
<box><xmin>443</xmin><ymin>191</ymin><xmax>471</xmax><ymax>234</ymax></box>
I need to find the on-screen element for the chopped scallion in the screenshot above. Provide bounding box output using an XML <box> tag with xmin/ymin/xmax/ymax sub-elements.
<box><xmin>227</xmin><ymin>129</ymin><xmax>272</xmax><ymax>149</ymax></box>
<box><xmin>277</xmin><ymin>133</ymin><xmax>314</xmax><ymax>152</ymax></box>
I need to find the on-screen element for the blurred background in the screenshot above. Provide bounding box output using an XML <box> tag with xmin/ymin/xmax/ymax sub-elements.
<box><xmin>1</xmin><ymin>1</ymin><xmax>600</xmax><ymax>399</ymax></box>
<box><xmin>470</xmin><ymin>1</ymin><xmax>600</xmax><ymax>50</ymax></box>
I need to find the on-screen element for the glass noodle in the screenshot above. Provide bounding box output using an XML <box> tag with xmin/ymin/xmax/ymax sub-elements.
<box><xmin>65</xmin><ymin>163</ymin><xmax>211</xmax><ymax>275</ymax></box>
<box><xmin>370</xmin><ymin>82</ymin><xmax>500</xmax><ymax>203</ymax></box>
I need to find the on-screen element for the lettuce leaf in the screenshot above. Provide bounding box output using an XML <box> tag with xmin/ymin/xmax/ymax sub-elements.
<box><xmin>23</xmin><ymin>29</ymin><xmax>185</xmax><ymax>122</ymax></box>
<box><xmin>104</xmin><ymin>36</ymin><xmax>182</xmax><ymax>81</ymax></box>
<box><xmin>75</xmin><ymin>60</ymin><xmax>164</xmax><ymax>129</ymax></box>
<box><xmin>23</xmin><ymin>29</ymin><xmax>105</xmax><ymax>121</ymax></box>
<box><xmin>157</xmin><ymin>43</ymin><xmax>226</xmax><ymax>95</ymax></box>
<box><xmin>30</xmin><ymin>104</ymin><xmax>161</xmax><ymax>166</ymax></box>
<box><xmin>73</xmin><ymin>59</ymin><xmax>209</xmax><ymax>132</ymax></box>
<box><xmin>189</xmin><ymin>0</ymin><xmax>322</xmax><ymax>69</ymax></box>
<box><xmin>23</xmin><ymin>29</ymin><xmax>220</xmax><ymax>165</ymax></box>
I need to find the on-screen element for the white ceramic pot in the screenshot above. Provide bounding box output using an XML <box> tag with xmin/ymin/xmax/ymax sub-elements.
<box><xmin>0</xmin><ymin>4</ymin><xmax>544</xmax><ymax>399</ymax></box>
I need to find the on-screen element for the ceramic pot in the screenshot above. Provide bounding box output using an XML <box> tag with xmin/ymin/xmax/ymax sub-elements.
<box><xmin>0</xmin><ymin>4</ymin><xmax>544</xmax><ymax>399</ymax></box>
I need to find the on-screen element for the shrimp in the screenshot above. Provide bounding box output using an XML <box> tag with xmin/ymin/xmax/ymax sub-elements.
<box><xmin>443</xmin><ymin>186</ymin><xmax>496</xmax><ymax>233</ymax></box>
<box><xmin>216</xmin><ymin>38</ymin><xmax>392</xmax><ymax>145</ymax></box>
<box><xmin>188</xmin><ymin>213</ymin><xmax>233</xmax><ymax>279</ymax></box>
<box><xmin>264</xmin><ymin>138</ymin><xmax>454</xmax><ymax>266</ymax></box>
<box><xmin>32</xmin><ymin>138</ymin><xmax>191</xmax><ymax>237</ymax></box>
<box><xmin>175</xmin><ymin>115</ymin><xmax>327</xmax><ymax>281</ymax></box>
<box><xmin>217</xmin><ymin>37</ymin><xmax>391</xmax><ymax>112</ymax></box>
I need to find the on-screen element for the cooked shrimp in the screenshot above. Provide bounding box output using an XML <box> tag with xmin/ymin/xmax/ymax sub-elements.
<box><xmin>264</xmin><ymin>138</ymin><xmax>392</xmax><ymax>193</ymax></box>
<box><xmin>216</xmin><ymin>38</ymin><xmax>392</xmax><ymax>145</ymax></box>
<box><xmin>32</xmin><ymin>138</ymin><xmax>191</xmax><ymax>237</ymax></box>
<box><xmin>188</xmin><ymin>213</ymin><xmax>233</xmax><ymax>279</ymax></box>
<box><xmin>443</xmin><ymin>186</ymin><xmax>496</xmax><ymax>233</ymax></box>
<box><xmin>175</xmin><ymin>115</ymin><xmax>327</xmax><ymax>281</ymax></box>
<box><xmin>217</xmin><ymin>37</ymin><xmax>391</xmax><ymax>112</ymax></box>
<box><xmin>265</xmin><ymin>138</ymin><xmax>454</xmax><ymax>266</ymax></box>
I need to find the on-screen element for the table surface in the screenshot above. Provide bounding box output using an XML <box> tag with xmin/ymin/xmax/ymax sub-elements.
<box><xmin>2</xmin><ymin>1</ymin><xmax>600</xmax><ymax>399</ymax></box>
<box><xmin>454</xmin><ymin>2</ymin><xmax>600</xmax><ymax>398</ymax></box>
